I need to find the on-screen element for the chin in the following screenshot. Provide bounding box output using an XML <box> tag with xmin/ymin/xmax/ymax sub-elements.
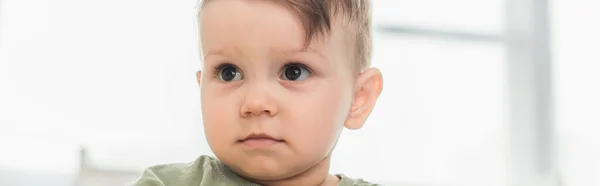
<box><xmin>231</xmin><ymin>157</ymin><xmax>293</xmax><ymax>180</ymax></box>
<box><xmin>240</xmin><ymin>169</ymin><xmax>287</xmax><ymax>181</ymax></box>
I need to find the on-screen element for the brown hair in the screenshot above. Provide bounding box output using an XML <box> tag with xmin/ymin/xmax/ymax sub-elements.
<box><xmin>198</xmin><ymin>0</ymin><xmax>372</xmax><ymax>72</ymax></box>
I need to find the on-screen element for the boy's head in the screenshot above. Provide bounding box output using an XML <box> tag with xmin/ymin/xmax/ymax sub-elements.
<box><xmin>195</xmin><ymin>0</ymin><xmax>382</xmax><ymax>184</ymax></box>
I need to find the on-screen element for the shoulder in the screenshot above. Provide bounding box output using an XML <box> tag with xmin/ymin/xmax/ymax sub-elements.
<box><xmin>337</xmin><ymin>174</ymin><xmax>383</xmax><ymax>186</ymax></box>
<box><xmin>129</xmin><ymin>155</ymin><xmax>220</xmax><ymax>186</ymax></box>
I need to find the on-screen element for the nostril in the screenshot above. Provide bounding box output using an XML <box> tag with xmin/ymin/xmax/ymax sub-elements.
<box><xmin>240</xmin><ymin>99</ymin><xmax>277</xmax><ymax>117</ymax></box>
<box><xmin>241</xmin><ymin>110</ymin><xmax>272</xmax><ymax>117</ymax></box>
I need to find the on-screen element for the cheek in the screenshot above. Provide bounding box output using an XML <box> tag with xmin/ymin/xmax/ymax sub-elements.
<box><xmin>284</xmin><ymin>79</ymin><xmax>352</xmax><ymax>154</ymax></box>
<box><xmin>201</xmin><ymin>84</ymin><xmax>239</xmax><ymax>147</ymax></box>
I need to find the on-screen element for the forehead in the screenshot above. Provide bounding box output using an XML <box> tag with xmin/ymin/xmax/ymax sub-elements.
<box><xmin>198</xmin><ymin>0</ymin><xmax>349</xmax><ymax>61</ymax></box>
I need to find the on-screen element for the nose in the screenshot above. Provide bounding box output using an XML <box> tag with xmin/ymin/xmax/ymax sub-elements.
<box><xmin>240</xmin><ymin>84</ymin><xmax>278</xmax><ymax>117</ymax></box>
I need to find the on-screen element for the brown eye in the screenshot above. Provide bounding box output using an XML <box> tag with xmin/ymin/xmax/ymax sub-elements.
<box><xmin>281</xmin><ymin>64</ymin><xmax>310</xmax><ymax>81</ymax></box>
<box><xmin>217</xmin><ymin>65</ymin><xmax>243</xmax><ymax>82</ymax></box>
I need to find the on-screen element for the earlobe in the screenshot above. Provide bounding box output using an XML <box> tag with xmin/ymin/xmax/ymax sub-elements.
<box><xmin>196</xmin><ymin>70</ymin><xmax>202</xmax><ymax>85</ymax></box>
<box><xmin>344</xmin><ymin>68</ymin><xmax>384</xmax><ymax>130</ymax></box>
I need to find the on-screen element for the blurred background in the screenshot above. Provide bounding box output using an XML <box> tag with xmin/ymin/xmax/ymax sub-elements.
<box><xmin>0</xmin><ymin>0</ymin><xmax>598</xmax><ymax>186</ymax></box>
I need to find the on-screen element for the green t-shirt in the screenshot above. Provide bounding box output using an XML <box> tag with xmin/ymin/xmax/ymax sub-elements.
<box><xmin>130</xmin><ymin>155</ymin><xmax>378</xmax><ymax>186</ymax></box>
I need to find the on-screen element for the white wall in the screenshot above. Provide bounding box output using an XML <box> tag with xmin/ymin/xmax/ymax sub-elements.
<box><xmin>0</xmin><ymin>0</ymin><xmax>206</xmax><ymax>173</ymax></box>
<box><xmin>552</xmin><ymin>0</ymin><xmax>600</xmax><ymax>185</ymax></box>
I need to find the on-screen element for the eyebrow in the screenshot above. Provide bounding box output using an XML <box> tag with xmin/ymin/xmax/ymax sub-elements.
<box><xmin>204</xmin><ymin>46</ymin><xmax>328</xmax><ymax>62</ymax></box>
<box><xmin>271</xmin><ymin>47</ymin><xmax>329</xmax><ymax>61</ymax></box>
<box><xmin>202</xmin><ymin>46</ymin><xmax>243</xmax><ymax>60</ymax></box>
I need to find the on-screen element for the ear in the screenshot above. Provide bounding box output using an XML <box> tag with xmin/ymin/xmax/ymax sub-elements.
<box><xmin>196</xmin><ymin>70</ymin><xmax>202</xmax><ymax>85</ymax></box>
<box><xmin>344</xmin><ymin>68</ymin><xmax>384</xmax><ymax>130</ymax></box>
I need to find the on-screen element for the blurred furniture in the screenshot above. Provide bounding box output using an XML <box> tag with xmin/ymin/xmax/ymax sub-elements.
<box><xmin>74</xmin><ymin>148</ymin><xmax>141</xmax><ymax>186</ymax></box>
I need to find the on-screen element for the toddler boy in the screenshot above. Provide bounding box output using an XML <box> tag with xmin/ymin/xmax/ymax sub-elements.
<box><xmin>132</xmin><ymin>0</ymin><xmax>383</xmax><ymax>185</ymax></box>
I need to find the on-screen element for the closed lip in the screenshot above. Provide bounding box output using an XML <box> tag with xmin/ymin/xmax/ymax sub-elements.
<box><xmin>238</xmin><ymin>133</ymin><xmax>285</xmax><ymax>142</ymax></box>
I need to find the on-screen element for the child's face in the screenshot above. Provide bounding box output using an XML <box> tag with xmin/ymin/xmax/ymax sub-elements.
<box><xmin>197</xmin><ymin>0</ymin><xmax>372</xmax><ymax>181</ymax></box>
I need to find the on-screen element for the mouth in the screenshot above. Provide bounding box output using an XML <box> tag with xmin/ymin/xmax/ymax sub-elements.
<box><xmin>237</xmin><ymin>133</ymin><xmax>285</xmax><ymax>147</ymax></box>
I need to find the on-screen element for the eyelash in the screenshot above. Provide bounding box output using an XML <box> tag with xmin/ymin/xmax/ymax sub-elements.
<box><xmin>282</xmin><ymin>62</ymin><xmax>313</xmax><ymax>74</ymax></box>
<box><xmin>212</xmin><ymin>62</ymin><xmax>236</xmax><ymax>78</ymax></box>
<box><xmin>211</xmin><ymin>61</ymin><xmax>314</xmax><ymax>78</ymax></box>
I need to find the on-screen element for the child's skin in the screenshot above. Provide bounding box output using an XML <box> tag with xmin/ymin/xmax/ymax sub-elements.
<box><xmin>196</xmin><ymin>0</ymin><xmax>383</xmax><ymax>185</ymax></box>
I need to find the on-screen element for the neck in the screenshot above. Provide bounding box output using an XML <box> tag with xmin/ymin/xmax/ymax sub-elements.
<box><xmin>248</xmin><ymin>156</ymin><xmax>339</xmax><ymax>186</ymax></box>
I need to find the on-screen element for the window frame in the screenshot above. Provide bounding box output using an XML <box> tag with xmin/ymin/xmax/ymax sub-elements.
<box><xmin>375</xmin><ymin>0</ymin><xmax>558</xmax><ymax>185</ymax></box>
